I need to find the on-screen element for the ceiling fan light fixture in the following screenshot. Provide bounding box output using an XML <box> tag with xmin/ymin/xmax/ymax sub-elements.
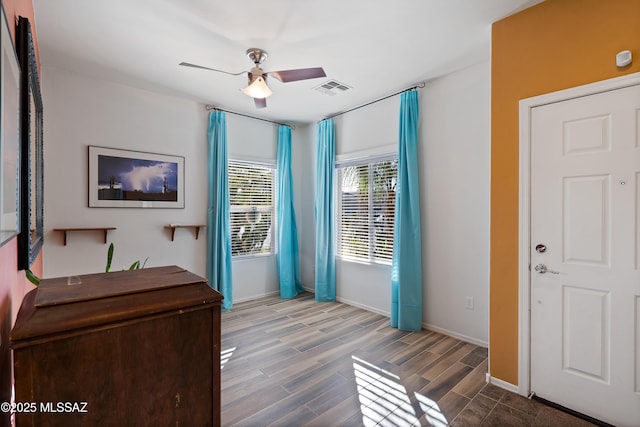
<box><xmin>182</xmin><ymin>47</ymin><xmax>324</xmax><ymax>109</ymax></box>
<box><xmin>241</xmin><ymin>76</ymin><xmax>272</xmax><ymax>99</ymax></box>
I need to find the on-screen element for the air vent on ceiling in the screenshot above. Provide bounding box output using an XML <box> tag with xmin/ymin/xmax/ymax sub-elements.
<box><xmin>314</xmin><ymin>80</ymin><xmax>352</xmax><ymax>96</ymax></box>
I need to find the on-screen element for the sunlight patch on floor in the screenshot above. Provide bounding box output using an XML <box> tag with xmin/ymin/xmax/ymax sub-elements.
<box><xmin>416</xmin><ymin>393</ymin><xmax>448</xmax><ymax>427</ymax></box>
<box><xmin>221</xmin><ymin>347</ymin><xmax>236</xmax><ymax>369</ymax></box>
<box><xmin>352</xmin><ymin>355</ymin><xmax>447</xmax><ymax>426</ymax></box>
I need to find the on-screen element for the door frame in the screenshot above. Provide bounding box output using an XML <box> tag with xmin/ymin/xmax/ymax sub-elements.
<box><xmin>517</xmin><ymin>71</ymin><xmax>640</xmax><ymax>397</ymax></box>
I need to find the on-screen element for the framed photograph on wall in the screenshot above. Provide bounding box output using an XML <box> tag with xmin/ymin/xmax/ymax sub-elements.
<box><xmin>88</xmin><ymin>146</ymin><xmax>185</xmax><ymax>208</ymax></box>
<box><xmin>17</xmin><ymin>16</ymin><xmax>44</xmax><ymax>269</ymax></box>
<box><xmin>0</xmin><ymin>5</ymin><xmax>22</xmax><ymax>247</ymax></box>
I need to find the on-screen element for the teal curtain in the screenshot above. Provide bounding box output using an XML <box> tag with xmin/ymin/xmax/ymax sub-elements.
<box><xmin>206</xmin><ymin>111</ymin><xmax>233</xmax><ymax>311</ymax></box>
<box><xmin>314</xmin><ymin>119</ymin><xmax>336</xmax><ymax>301</ymax></box>
<box><xmin>390</xmin><ymin>90</ymin><xmax>422</xmax><ymax>331</ymax></box>
<box><xmin>276</xmin><ymin>125</ymin><xmax>303</xmax><ymax>298</ymax></box>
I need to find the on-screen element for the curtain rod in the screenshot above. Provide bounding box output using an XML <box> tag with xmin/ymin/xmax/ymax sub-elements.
<box><xmin>205</xmin><ymin>105</ymin><xmax>295</xmax><ymax>130</ymax></box>
<box><xmin>319</xmin><ymin>82</ymin><xmax>426</xmax><ymax>123</ymax></box>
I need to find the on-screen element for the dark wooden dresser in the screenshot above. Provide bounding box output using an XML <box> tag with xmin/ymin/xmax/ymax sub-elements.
<box><xmin>10</xmin><ymin>265</ymin><xmax>222</xmax><ymax>426</ymax></box>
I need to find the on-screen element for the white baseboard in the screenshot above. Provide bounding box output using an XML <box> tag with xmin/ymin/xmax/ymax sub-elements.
<box><xmin>301</xmin><ymin>289</ymin><xmax>390</xmax><ymax>318</ymax></box>
<box><xmin>486</xmin><ymin>374</ymin><xmax>520</xmax><ymax>394</ymax></box>
<box><xmin>233</xmin><ymin>290</ymin><xmax>280</xmax><ymax>304</ymax></box>
<box><xmin>335</xmin><ymin>296</ymin><xmax>391</xmax><ymax>317</ymax></box>
<box><xmin>423</xmin><ymin>323</ymin><xmax>488</xmax><ymax>348</ymax></box>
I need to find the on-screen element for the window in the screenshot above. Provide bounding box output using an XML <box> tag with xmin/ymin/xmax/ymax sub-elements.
<box><xmin>228</xmin><ymin>160</ymin><xmax>276</xmax><ymax>257</ymax></box>
<box><xmin>337</xmin><ymin>156</ymin><xmax>397</xmax><ymax>264</ymax></box>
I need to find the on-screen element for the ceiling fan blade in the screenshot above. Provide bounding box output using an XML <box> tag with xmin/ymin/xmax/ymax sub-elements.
<box><xmin>254</xmin><ymin>98</ymin><xmax>267</xmax><ymax>109</ymax></box>
<box><xmin>268</xmin><ymin>67</ymin><xmax>326</xmax><ymax>83</ymax></box>
<box><xmin>178</xmin><ymin>62</ymin><xmax>245</xmax><ymax>76</ymax></box>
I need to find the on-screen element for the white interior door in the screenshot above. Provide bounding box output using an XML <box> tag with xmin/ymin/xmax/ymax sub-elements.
<box><xmin>530</xmin><ymin>83</ymin><xmax>640</xmax><ymax>426</ymax></box>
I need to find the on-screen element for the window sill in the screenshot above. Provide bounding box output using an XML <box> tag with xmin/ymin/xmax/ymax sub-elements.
<box><xmin>232</xmin><ymin>253</ymin><xmax>276</xmax><ymax>262</ymax></box>
<box><xmin>336</xmin><ymin>256</ymin><xmax>392</xmax><ymax>269</ymax></box>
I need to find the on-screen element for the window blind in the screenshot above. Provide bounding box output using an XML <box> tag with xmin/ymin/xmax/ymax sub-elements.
<box><xmin>337</xmin><ymin>157</ymin><xmax>397</xmax><ymax>264</ymax></box>
<box><xmin>228</xmin><ymin>161</ymin><xmax>275</xmax><ymax>257</ymax></box>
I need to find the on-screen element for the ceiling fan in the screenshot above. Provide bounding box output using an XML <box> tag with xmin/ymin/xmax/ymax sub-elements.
<box><xmin>180</xmin><ymin>48</ymin><xmax>326</xmax><ymax>109</ymax></box>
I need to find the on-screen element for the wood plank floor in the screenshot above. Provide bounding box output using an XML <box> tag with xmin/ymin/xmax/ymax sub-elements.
<box><xmin>221</xmin><ymin>293</ymin><xmax>595</xmax><ymax>426</ymax></box>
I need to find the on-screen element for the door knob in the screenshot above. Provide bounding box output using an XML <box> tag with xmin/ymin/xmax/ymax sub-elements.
<box><xmin>534</xmin><ymin>264</ymin><xmax>560</xmax><ymax>274</ymax></box>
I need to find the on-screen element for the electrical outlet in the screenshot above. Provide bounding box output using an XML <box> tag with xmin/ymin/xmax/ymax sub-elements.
<box><xmin>465</xmin><ymin>297</ymin><xmax>474</xmax><ymax>310</ymax></box>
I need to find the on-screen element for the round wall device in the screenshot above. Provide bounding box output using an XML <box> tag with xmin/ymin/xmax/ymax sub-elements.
<box><xmin>616</xmin><ymin>50</ymin><xmax>632</xmax><ymax>67</ymax></box>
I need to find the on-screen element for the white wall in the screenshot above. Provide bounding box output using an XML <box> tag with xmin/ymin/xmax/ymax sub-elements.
<box><xmin>301</xmin><ymin>61</ymin><xmax>491</xmax><ymax>344</ymax></box>
<box><xmin>296</xmin><ymin>123</ymin><xmax>317</xmax><ymax>288</ymax></box>
<box><xmin>422</xmin><ymin>62</ymin><xmax>490</xmax><ymax>345</ymax></box>
<box><xmin>42</xmin><ymin>66</ymin><xmax>281</xmax><ymax>304</ymax></box>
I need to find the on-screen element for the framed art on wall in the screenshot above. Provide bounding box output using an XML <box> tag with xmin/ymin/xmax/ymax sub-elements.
<box><xmin>88</xmin><ymin>146</ymin><xmax>185</xmax><ymax>208</ymax></box>
<box><xmin>17</xmin><ymin>16</ymin><xmax>44</xmax><ymax>269</ymax></box>
<box><xmin>0</xmin><ymin>5</ymin><xmax>22</xmax><ymax>247</ymax></box>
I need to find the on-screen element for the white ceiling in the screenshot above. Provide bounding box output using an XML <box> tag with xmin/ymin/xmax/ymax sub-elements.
<box><xmin>32</xmin><ymin>0</ymin><xmax>541</xmax><ymax>124</ymax></box>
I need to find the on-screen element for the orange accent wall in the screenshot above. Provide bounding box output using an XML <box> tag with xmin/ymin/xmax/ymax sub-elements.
<box><xmin>490</xmin><ymin>0</ymin><xmax>640</xmax><ymax>385</ymax></box>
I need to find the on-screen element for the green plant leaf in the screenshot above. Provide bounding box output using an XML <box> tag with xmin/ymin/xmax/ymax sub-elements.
<box><xmin>128</xmin><ymin>261</ymin><xmax>140</xmax><ymax>270</ymax></box>
<box><xmin>106</xmin><ymin>242</ymin><xmax>114</xmax><ymax>272</ymax></box>
<box><xmin>25</xmin><ymin>269</ymin><xmax>40</xmax><ymax>286</ymax></box>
